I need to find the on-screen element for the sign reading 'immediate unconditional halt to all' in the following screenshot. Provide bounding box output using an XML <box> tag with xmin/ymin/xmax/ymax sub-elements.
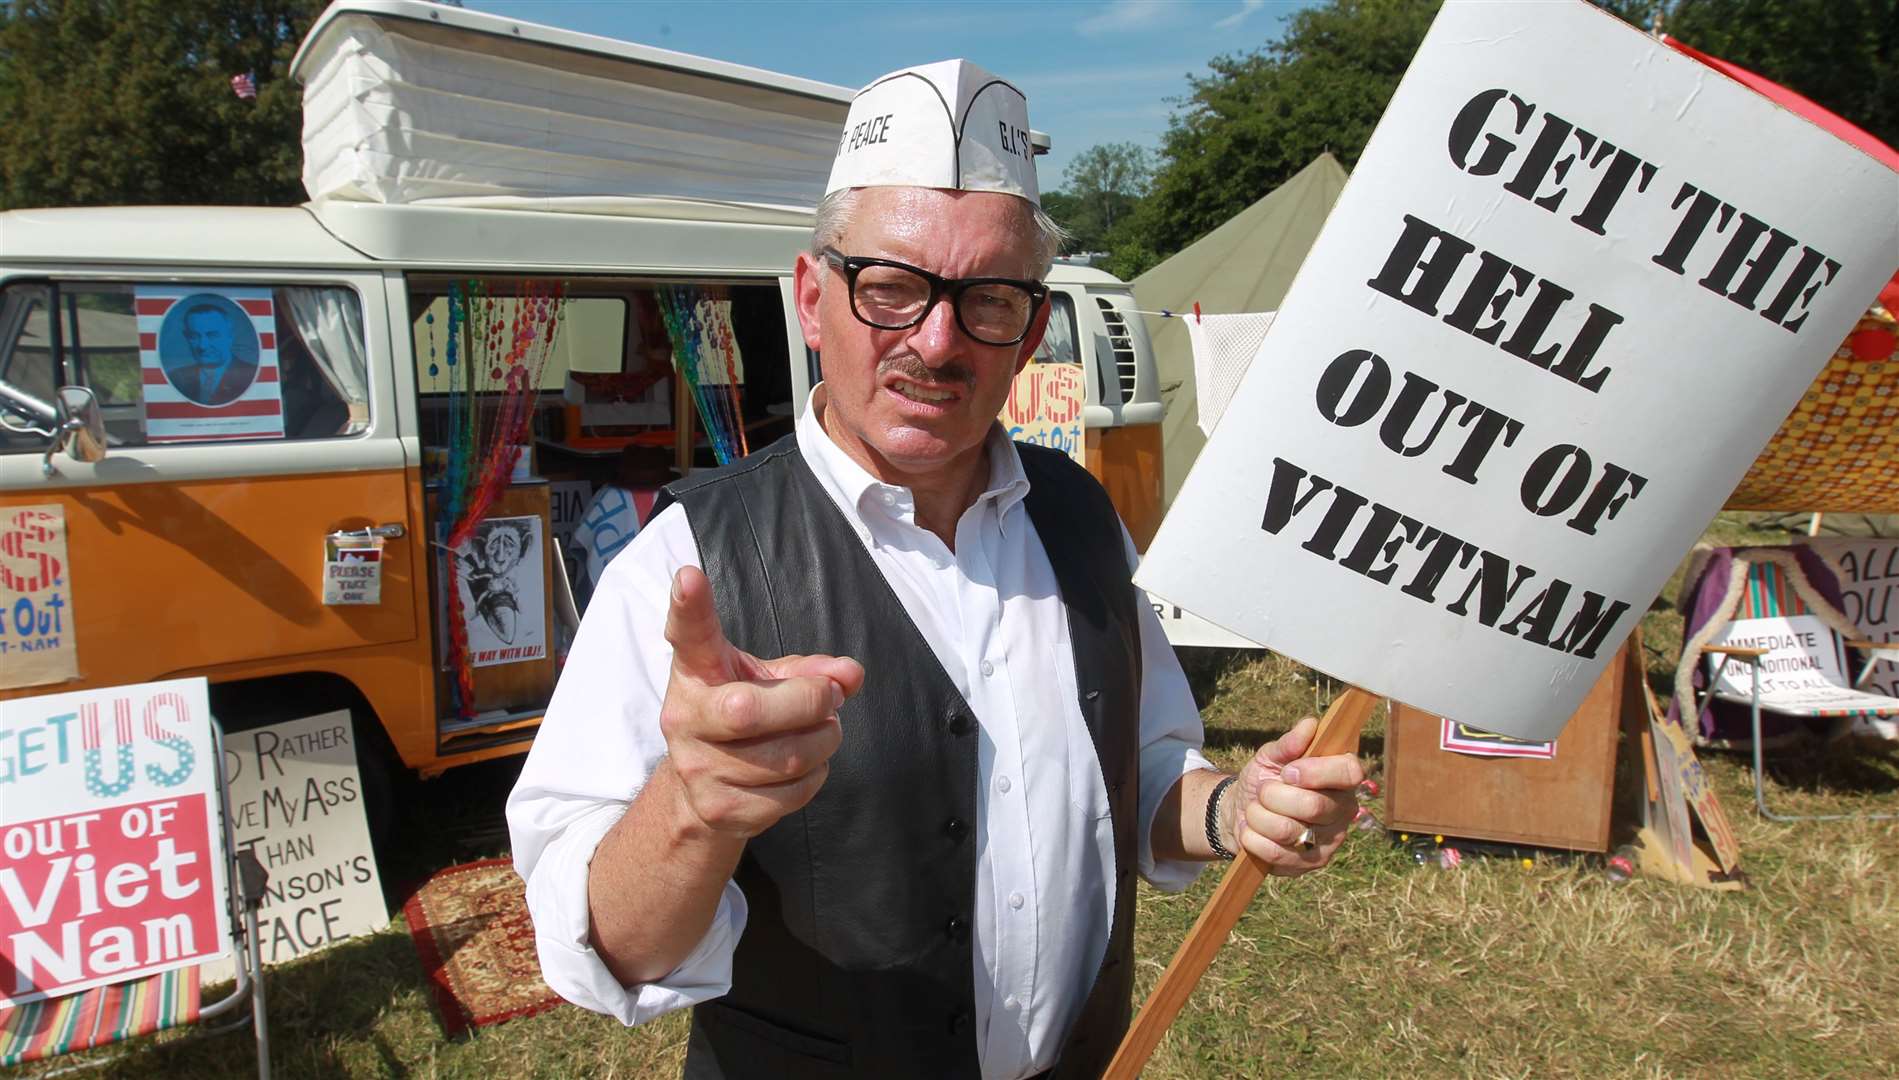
<box><xmin>1137</xmin><ymin>0</ymin><xmax>1899</xmax><ymax>740</ymax></box>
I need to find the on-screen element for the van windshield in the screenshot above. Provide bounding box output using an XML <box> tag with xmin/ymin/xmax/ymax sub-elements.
<box><xmin>1031</xmin><ymin>293</ymin><xmax>1077</xmax><ymax>365</ymax></box>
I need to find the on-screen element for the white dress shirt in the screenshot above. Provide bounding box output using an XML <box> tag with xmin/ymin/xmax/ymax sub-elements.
<box><xmin>507</xmin><ymin>386</ymin><xmax>1213</xmax><ymax>1080</ymax></box>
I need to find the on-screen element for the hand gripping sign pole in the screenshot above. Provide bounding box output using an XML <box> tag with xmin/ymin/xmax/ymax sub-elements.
<box><xmin>1103</xmin><ymin>687</ymin><xmax>1376</xmax><ymax>1080</ymax></box>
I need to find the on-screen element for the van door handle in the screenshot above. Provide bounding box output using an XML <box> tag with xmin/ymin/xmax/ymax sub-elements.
<box><xmin>330</xmin><ymin>523</ymin><xmax>406</xmax><ymax>541</ymax></box>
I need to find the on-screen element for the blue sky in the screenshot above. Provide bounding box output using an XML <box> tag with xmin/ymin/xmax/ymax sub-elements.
<box><xmin>464</xmin><ymin>0</ymin><xmax>1315</xmax><ymax>186</ymax></box>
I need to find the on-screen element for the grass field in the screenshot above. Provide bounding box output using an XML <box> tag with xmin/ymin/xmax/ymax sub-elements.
<box><xmin>16</xmin><ymin>516</ymin><xmax>1899</xmax><ymax>1078</ymax></box>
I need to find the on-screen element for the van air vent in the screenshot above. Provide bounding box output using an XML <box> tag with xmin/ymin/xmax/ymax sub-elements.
<box><xmin>1093</xmin><ymin>297</ymin><xmax>1137</xmax><ymax>404</ymax></box>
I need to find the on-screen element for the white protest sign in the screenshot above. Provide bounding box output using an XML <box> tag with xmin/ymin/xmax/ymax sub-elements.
<box><xmin>1138</xmin><ymin>0</ymin><xmax>1899</xmax><ymax>739</ymax></box>
<box><xmin>1804</xmin><ymin>537</ymin><xmax>1899</xmax><ymax>697</ymax></box>
<box><xmin>1703</xmin><ymin>613</ymin><xmax>1886</xmax><ymax>713</ymax></box>
<box><xmin>0</xmin><ymin>678</ymin><xmax>230</xmax><ymax>1005</ymax></box>
<box><xmin>1151</xmin><ymin>598</ymin><xmax>1263</xmax><ymax>650</ymax></box>
<box><xmin>202</xmin><ymin>710</ymin><xmax>387</xmax><ymax>979</ymax></box>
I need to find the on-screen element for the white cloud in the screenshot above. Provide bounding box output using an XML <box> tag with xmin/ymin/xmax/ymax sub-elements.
<box><xmin>1078</xmin><ymin>0</ymin><xmax>1172</xmax><ymax>37</ymax></box>
<box><xmin>1213</xmin><ymin>0</ymin><xmax>1265</xmax><ymax>30</ymax></box>
<box><xmin>1020</xmin><ymin>64</ymin><xmax>1192</xmax><ymax>93</ymax></box>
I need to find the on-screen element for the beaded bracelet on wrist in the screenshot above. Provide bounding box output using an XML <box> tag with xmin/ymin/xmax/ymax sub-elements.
<box><xmin>1205</xmin><ymin>774</ymin><xmax>1239</xmax><ymax>860</ymax></box>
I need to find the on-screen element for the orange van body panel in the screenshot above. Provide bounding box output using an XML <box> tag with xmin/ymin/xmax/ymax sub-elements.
<box><xmin>0</xmin><ymin>465</ymin><xmax>521</xmax><ymax>774</ymax></box>
<box><xmin>1087</xmin><ymin>424</ymin><xmax>1165</xmax><ymax>552</ymax></box>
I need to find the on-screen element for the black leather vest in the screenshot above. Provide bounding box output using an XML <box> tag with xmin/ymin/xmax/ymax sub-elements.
<box><xmin>656</xmin><ymin>433</ymin><xmax>1142</xmax><ymax>1079</ymax></box>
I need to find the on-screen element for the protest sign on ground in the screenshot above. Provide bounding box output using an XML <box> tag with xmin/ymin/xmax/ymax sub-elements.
<box><xmin>1137</xmin><ymin>0</ymin><xmax>1899</xmax><ymax>739</ymax></box>
<box><xmin>1</xmin><ymin>679</ymin><xmax>229</xmax><ymax>1004</ymax></box>
<box><xmin>1706</xmin><ymin>613</ymin><xmax>1871</xmax><ymax>712</ymax></box>
<box><xmin>201</xmin><ymin>710</ymin><xmax>387</xmax><ymax>981</ymax></box>
<box><xmin>1805</xmin><ymin>536</ymin><xmax>1899</xmax><ymax>696</ymax></box>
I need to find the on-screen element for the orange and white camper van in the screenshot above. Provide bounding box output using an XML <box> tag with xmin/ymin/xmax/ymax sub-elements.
<box><xmin>0</xmin><ymin>1</ymin><xmax>1165</xmax><ymax>798</ymax></box>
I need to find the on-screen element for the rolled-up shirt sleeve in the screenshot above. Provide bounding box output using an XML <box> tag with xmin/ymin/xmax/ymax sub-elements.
<box><xmin>506</xmin><ymin>504</ymin><xmax>746</xmax><ymax>1024</ymax></box>
<box><xmin>1122</xmin><ymin>529</ymin><xmax>1216</xmax><ymax>893</ymax></box>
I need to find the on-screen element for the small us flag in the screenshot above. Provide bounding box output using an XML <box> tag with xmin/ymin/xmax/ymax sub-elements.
<box><xmin>230</xmin><ymin>71</ymin><xmax>257</xmax><ymax>100</ymax></box>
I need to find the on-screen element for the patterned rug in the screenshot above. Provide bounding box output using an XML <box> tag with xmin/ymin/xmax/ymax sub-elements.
<box><xmin>403</xmin><ymin>858</ymin><xmax>565</xmax><ymax>1037</ymax></box>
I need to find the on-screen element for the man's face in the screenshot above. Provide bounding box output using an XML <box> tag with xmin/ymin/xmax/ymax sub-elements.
<box><xmin>483</xmin><ymin>529</ymin><xmax>522</xmax><ymax>573</ymax></box>
<box><xmin>793</xmin><ymin>187</ymin><xmax>1050</xmax><ymax>483</ymax></box>
<box><xmin>183</xmin><ymin>309</ymin><xmax>232</xmax><ymax>366</ymax></box>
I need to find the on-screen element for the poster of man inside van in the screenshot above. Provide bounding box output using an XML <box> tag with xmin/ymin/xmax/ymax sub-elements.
<box><xmin>137</xmin><ymin>285</ymin><xmax>285</xmax><ymax>442</ymax></box>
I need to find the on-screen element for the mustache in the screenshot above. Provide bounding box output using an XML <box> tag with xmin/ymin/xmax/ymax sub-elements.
<box><xmin>878</xmin><ymin>353</ymin><xmax>974</xmax><ymax>387</ymax></box>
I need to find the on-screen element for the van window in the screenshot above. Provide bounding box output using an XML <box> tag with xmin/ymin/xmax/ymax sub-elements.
<box><xmin>0</xmin><ymin>285</ymin><xmax>57</xmax><ymax>451</ymax></box>
<box><xmin>407</xmin><ymin>275</ymin><xmax>795</xmax><ymax>476</ymax></box>
<box><xmin>412</xmin><ymin>295</ymin><xmax>630</xmax><ymax>395</ymax></box>
<box><xmin>1032</xmin><ymin>293</ymin><xmax>1078</xmax><ymax>365</ymax></box>
<box><xmin>0</xmin><ymin>281</ymin><xmax>369</xmax><ymax>451</ymax></box>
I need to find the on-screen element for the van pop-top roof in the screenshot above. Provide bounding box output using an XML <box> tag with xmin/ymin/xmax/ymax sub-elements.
<box><xmin>290</xmin><ymin>0</ymin><xmax>858</xmax><ymax>222</ymax></box>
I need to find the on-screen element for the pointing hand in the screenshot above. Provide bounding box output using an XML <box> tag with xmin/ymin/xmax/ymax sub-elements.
<box><xmin>657</xmin><ymin>567</ymin><xmax>865</xmax><ymax>838</ymax></box>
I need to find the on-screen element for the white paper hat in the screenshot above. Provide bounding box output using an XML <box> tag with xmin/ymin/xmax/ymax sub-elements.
<box><xmin>826</xmin><ymin>59</ymin><xmax>1039</xmax><ymax>205</ymax></box>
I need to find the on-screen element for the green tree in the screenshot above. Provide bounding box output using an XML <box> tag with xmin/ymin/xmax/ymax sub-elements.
<box><xmin>1114</xmin><ymin>0</ymin><xmax>1440</xmax><ymax>275</ymax></box>
<box><xmin>1038</xmin><ymin>188</ymin><xmax>1085</xmax><ymax>253</ymax></box>
<box><xmin>0</xmin><ymin>0</ymin><xmax>325</xmax><ymax>210</ymax></box>
<box><xmin>1657</xmin><ymin>0</ymin><xmax>1897</xmax><ymax>151</ymax></box>
<box><xmin>1061</xmin><ymin>141</ymin><xmax>1152</xmax><ymax>251</ymax></box>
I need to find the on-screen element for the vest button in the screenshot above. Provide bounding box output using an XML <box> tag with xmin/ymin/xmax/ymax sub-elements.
<box><xmin>944</xmin><ymin>817</ymin><xmax>968</xmax><ymax>841</ymax></box>
<box><xmin>947</xmin><ymin>711</ymin><xmax>973</xmax><ymax>736</ymax></box>
<box><xmin>945</xmin><ymin>915</ymin><xmax>969</xmax><ymax>942</ymax></box>
<box><xmin>949</xmin><ymin>1009</ymin><xmax>971</xmax><ymax>1035</ymax></box>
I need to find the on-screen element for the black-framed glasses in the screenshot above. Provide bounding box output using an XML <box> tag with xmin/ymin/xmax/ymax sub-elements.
<box><xmin>819</xmin><ymin>247</ymin><xmax>1049</xmax><ymax>347</ymax></box>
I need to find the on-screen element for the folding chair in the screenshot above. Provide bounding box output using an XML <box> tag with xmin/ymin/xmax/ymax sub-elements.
<box><xmin>1672</xmin><ymin>544</ymin><xmax>1899</xmax><ymax>822</ymax></box>
<box><xmin>0</xmin><ymin>720</ymin><xmax>272</xmax><ymax>1077</ymax></box>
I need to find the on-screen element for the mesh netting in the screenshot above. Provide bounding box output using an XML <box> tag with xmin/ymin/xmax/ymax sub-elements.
<box><xmin>1183</xmin><ymin>311</ymin><xmax>1276</xmax><ymax>436</ymax></box>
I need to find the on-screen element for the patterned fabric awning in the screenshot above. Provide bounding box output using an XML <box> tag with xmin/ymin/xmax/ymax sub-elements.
<box><xmin>1726</xmin><ymin>305</ymin><xmax>1899</xmax><ymax>512</ymax></box>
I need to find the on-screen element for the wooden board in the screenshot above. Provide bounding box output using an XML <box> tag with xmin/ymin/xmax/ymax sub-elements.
<box><xmin>1384</xmin><ymin>643</ymin><xmax>1628</xmax><ymax>852</ymax></box>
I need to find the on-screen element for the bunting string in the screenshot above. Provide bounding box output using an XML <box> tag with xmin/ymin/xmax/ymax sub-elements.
<box><xmin>657</xmin><ymin>286</ymin><xmax>749</xmax><ymax>464</ymax></box>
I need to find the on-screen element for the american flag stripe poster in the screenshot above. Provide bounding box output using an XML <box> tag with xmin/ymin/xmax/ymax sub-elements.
<box><xmin>135</xmin><ymin>286</ymin><xmax>285</xmax><ymax>443</ymax></box>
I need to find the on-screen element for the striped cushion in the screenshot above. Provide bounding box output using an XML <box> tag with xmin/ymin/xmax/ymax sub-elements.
<box><xmin>1740</xmin><ymin>560</ymin><xmax>1810</xmax><ymax>619</ymax></box>
<box><xmin>0</xmin><ymin>967</ymin><xmax>201</xmax><ymax>1066</ymax></box>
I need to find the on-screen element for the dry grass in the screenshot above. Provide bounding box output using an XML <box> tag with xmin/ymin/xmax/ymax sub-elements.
<box><xmin>17</xmin><ymin>515</ymin><xmax>1899</xmax><ymax>1078</ymax></box>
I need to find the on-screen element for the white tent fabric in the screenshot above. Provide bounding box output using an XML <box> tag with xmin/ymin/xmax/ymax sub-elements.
<box><xmin>298</xmin><ymin>16</ymin><xmax>847</xmax><ymax>213</ymax></box>
<box><xmin>1183</xmin><ymin>311</ymin><xmax>1275</xmax><ymax>436</ymax></box>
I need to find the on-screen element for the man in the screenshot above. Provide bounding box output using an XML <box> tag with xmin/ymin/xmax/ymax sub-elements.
<box><xmin>507</xmin><ymin>60</ymin><xmax>1362</xmax><ymax>1079</ymax></box>
<box><xmin>167</xmin><ymin>302</ymin><xmax>256</xmax><ymax>406</ymax></box>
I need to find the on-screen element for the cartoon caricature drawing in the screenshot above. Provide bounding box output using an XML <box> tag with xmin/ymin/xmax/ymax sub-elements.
<box><xmin>457</xmin><ymin>518</ymin><xmax>534</xmax><ymax>644</ymax></box>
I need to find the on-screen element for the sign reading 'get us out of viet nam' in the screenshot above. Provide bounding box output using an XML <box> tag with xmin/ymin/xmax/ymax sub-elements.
<box><xmin>1138</xmin><ymin>0</ymin><xmax>1899</xmax><ymax>740</ymax></box>
<box><xmin>1</xmin><ymin>679</ymin><xmax>230</xmax><ymax>1004</ymax></box>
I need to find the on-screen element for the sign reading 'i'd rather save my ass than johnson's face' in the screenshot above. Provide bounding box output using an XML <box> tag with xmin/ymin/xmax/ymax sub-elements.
<box><xmin>1137</xmin><ymin>0</ymin><xmax>1899</xmax><ymax>740</ymax></box>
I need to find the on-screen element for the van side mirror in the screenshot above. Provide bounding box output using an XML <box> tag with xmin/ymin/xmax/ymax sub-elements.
<box><xmin>41</xmin><ymin>385</ymin><xmax>107</xmax><ymax>475</ymax></box>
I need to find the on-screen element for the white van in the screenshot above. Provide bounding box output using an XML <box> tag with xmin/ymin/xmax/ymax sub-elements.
<box><xmin>0</xmin><ymin>0</ymin><xmax>1166</xmax><ymax>784</ymax></box>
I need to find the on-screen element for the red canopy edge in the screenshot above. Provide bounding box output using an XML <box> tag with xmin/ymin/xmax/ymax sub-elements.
<box><xmin>1661</xmin><ymin>35</ymin><xmax>1899</xmax><ymax>173</ymax></box>
<box><xmin>1660</xmin><ymin>36</ymin><xmax>1898</xmax><ymax>311</ymax></box>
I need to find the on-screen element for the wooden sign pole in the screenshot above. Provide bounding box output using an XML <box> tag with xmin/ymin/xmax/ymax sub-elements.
<box><xmin>1103</xmin><ymin>687</ymin><xmax>1376</xmax><ymax>1080</ymax></box>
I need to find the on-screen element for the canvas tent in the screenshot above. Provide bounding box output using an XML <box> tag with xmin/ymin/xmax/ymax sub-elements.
<box><xmin>1133</xmin><ymin>153</ymin><xmax>1348</xmax><ymax>507</ymax></box>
